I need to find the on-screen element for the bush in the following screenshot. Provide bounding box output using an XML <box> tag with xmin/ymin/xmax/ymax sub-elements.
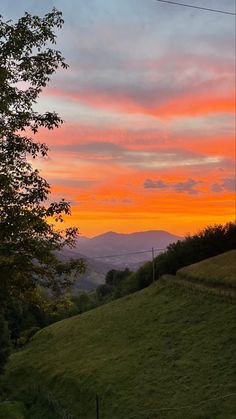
<box><xmin>70</xmin><ymin>292</ymin><xmax>93</xmax><ymax>314</ymax></box>
<box><xmin>155</xmin><ymin>222</ymin><xmax>236</xmax><ymax>277</ymax></box>
<box><xmin>96</xmin><ymin>284</ymin><xmax>113</xmax><ymax>300</ymax></box>
<box><xmin>16</xmin><ymin>327</ymin><xmax>41</xmax><ymax>348</ymax></box>
<box><xmin>0</xmin><ymin>313</ymin><xmax>10</xmax><ymax>375</ymax></box>
<box><xmin>112</xmin><ymin>222</ymin><xmax>236</xmax><ymax>297</ymax></box>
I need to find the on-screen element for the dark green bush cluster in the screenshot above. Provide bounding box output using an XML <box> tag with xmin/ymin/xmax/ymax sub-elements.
<box><xmin>0</xmin><ymin>314</ymin><xmax>10</xmax><ymax>375</ymax></box>
<box><xmin>155</xmin><ymin>221</ymin><xmax>236</xmax><ymax>276</ymax></box>
<box><xmin>114</xmin><ymin>222</ymin><xmax>236</xmax><ymax>296</ymax></box>
<box><xmin>96</xmin><ymin>268</ymin><xmax>133</xmax><ymax>301</ymax></box>
<box><xmin>5</xmin><ymin>298</ymin><xmax>49</xmax><ymax>346</ymax></box>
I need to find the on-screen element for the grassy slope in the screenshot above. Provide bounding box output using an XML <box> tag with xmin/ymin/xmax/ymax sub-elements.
<box><xmin>4</xmin><ymin>251</ymin><xmax>236</xmax><ymax>419</ymax></box>
<box><xmin>0</xmin><ymin>401</ymin><xmax>26</xmax><ymax>419</ymax></box>
<box><xmin>177</xmin><ymin>250</ymin><xmax>236</xmax><ymax>289</ymax></box>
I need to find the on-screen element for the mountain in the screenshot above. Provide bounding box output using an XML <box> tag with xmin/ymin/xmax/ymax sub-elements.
<box><xmin>75</xmin><ymin>230</ymin><xmax>182</xmax><ymax>265</ymax></box>
<box><xmin>60</xmin><ymin>230</ymin><xmax>182</xmax><ymax>291</ymax></box>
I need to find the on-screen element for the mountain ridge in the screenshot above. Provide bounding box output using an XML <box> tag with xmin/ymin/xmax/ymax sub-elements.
<box><xmin>79</xmin><ymin>229</ymin><xmax>182</xmax><ymax>241</ymax></box>
<box><xmin>76</xmin><ymin>229</ymin><xmax>182</xmax><ymax>253</ymax></box>
<box><xmin>61</xmin><ymin>229</ymin><xmax>182</xmax><ymax>291</ymax></box>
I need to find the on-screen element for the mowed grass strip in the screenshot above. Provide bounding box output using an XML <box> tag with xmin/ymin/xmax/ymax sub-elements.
<box><xmin>177</xmin><ymin>250</ymin><xmax>236</xmax><ymax>289</ymax></box>
<box><xmin>4</xmin><ymin>279</ymin><xmax>236</xmax><ymax>419</ymax></box>
<box><xmin>160</xmin><ymin>274</ymin><xmax>236</xmax><ymax>300</ymax></box>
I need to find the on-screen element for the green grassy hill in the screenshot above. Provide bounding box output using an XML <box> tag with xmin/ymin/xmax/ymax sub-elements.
<box><xmin>177</xmin><ymin>249</ymin><xmax>236</xmax><ymax>289</ymax></box>
<box><xmin>0</xmin><ymin>401</ymin><xmax>26</xmax><ymax>419</ymax></box>
<box><xmin>3</xmin><ymin>251</ymin><xmax>236</xmax><ymax>419</ymax></box>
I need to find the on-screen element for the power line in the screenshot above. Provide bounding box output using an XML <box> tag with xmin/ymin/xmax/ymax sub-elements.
<box><xmin>90</xmin><ymin>247</ymin><xmax>166</xmax><ymax>259</ymax></box>
<box><xmin>153</xmin><ymin>0</ymin><xmax>236</xmax><ymax>15</ymax></box>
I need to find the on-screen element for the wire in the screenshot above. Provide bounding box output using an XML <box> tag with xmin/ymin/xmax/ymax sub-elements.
<box><xmin>153</xmin><ymin>0</ymin><xmax>236</xmax><ymax>15</ymax></box>
<box><xmin>89</xmin><ymin>248</ymin><xmax>166</xmax><ymax>259</ymax></box>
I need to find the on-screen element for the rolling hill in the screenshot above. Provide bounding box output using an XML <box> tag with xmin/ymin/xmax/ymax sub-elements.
<box><xmin>2</xmin><ymin>251</ymin><xmax>236</xmax><ymax>419</ymax></box>
<box><xmin>177</xmin><ymin>249</ymin><xmax>236</xmax><ymax>289</ymax></box>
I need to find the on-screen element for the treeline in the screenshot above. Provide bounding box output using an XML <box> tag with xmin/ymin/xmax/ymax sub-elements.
<box><xmin>116</xmin><ymin>221</ymin><xmax>236</xmax><ymax>296</ymax></box>
<box><xmin>86</xmin><ymin>221</ymin><xmax>236</xmax><ymax>302</ymax></box>
<box><xmin>7</xmin><ymin>221</ymin><xmax>235</xmax><ymax>349</ymax></box>
<box><xmin>49</xmin><ymin>222</ymin><xmax>236</xmax><ymax>313</ymax></box>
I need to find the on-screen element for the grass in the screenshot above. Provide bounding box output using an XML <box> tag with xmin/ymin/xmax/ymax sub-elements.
<box><xmin>177</xmin><ymin>250</ymin><xmax>236</xmax><ymax>289</ymax></box>
<box><xmin>0</xmin><ymin>401</ymin><xmax>26</xmax><ymax>419</ymax></box>
<box><xmin>4</xmin><ymin>275</ymin><xmax>236</xmax><ymax>419</ymax></box>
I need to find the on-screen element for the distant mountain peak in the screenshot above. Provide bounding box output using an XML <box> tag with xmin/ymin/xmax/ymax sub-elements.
<box><xmin>63</xmin><ymin>228</ymin><xmax>183</xmax><ymax>291</ymax></box>
<box><xmin>94</xmin><ymin>231</ymin><xmax>119</xmax><ymax>239</ymax></box>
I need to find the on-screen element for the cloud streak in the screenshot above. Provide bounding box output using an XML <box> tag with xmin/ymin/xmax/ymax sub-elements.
<box><xmin>143</xmin><ymin>178</ymin><xmax>201</xmax><ymax>195</ymax></box>
<box><xmin>211</xmin><ymin>177</ymin><xmax>235</xmax><ymax>193</ymax></box>
<box><xmin>53</xmin><ymin>141</ymin><xmax>226</xmax><ymax>171</ymax></box>
<box><xmin>1</xmin><ymin>0</ymin><xmax>234</xmax><ymax>236</ymax></box>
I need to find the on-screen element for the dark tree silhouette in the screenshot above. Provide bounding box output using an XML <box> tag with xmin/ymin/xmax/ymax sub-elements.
<box><xmin>0</xmin><ymin>9</ymin><xmax>85</xmax><ymax>373</ymax></box>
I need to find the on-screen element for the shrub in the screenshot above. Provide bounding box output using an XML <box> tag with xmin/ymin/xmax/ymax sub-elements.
<box><xmin>113</xmin><ymin>222</ymin><xmax>236</xmax><ymax>297</ymax></box>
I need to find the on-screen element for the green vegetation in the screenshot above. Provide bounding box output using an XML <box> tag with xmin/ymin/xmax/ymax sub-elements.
<box><xmin>177</xmin><ymin>249</ymin><xmax>236</xmax><ymax>289</ymax></box>
<box><xmin>0</xmin><ymin>313</ymin><xmax>10</xmax><ymax>375</ymax></box>
<box><xmin>0</xmin><ymin>8</ymin><xmax>85</xmax><ymax>372</ymax></box>
<box><xmin>113</xmin><ymin>222</ymin><xmax>236</xmax><ymax>297</ymax></box>
<box><xmin>0</xmin><ymin>401</ymin><xmax>26</xmax><ymax>419</ymax></box>
<box><xmin>3</xmin><ymin>252</ymin><xmax>236</xmax><ymax>419</ymax></box>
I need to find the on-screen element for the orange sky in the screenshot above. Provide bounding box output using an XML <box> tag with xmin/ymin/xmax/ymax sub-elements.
<box><xmin>8</xmin><ymin>0</ymin><xmax>234</xmax><ymax>237</ymax></box>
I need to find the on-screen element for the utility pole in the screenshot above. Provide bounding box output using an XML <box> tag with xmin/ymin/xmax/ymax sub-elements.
<box><xmin>152</xmin><ymin>247</ymin><xmax>155</xmax><ymax>282</ymax></box>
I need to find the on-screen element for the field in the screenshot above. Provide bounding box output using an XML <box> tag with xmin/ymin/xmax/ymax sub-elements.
<box><xmin>2</xmin><ymin>251</ymin><xmax>236</xmax><ymax>419</ymax></box>
<box><xmin>177</xmin><ymin>250</ymin><xmax>236</xmax><ymax>289</ymax></box>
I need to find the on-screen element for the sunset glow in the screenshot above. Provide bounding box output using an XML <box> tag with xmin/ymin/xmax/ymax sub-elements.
<box><xmin>2</xmin><ymin>0</ymin><xmax>235</xmax><ymax>237</ymax></box>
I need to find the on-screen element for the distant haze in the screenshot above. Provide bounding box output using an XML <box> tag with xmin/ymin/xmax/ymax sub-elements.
<box><xmin>76</xmin><ymin>230</ymin><xmax>182</xmax><ymax>262</ymax></box>
<box><xmin>61</xmin><ymin>229</ymin><xmax>182</xmax><ymax>291</ymax></box>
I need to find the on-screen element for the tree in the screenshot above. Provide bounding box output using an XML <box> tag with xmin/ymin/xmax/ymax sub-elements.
<box><xmin>0</xmin><ymin>312</ymin><xmax>10</xmax><ymax>375</ymax></box>
<box><xmin>96</xmin><ymin>283</ymin><xmax>113</xmax><ymax>300</ymax></box>
<box><xmin>105</xmin><ymin>268</ymin><xmax>132</xmax><ymax>287</ymax></box>
<box><xmin>0</xmin><ymin>9</ymin><xmax>85</xmax><ymax>372</ymax></box>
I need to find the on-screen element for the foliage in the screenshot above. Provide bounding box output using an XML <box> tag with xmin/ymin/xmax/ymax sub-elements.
<box><xmin>69</xmin><ymin>291</ymin><xmax>95</xmax><ymax>315</ymax></box>
<box><xmin>5</xmin><ymin>297</ymin><xmax>48</xmax><ymax>344</ymax></box>
<box><xmin>116</xmin><ymin>222</ymin><xmax>236</xmax><ymax>296</ymax></box>
<box><xmin>0</xmin><ymin>8</ymin><xmax>85</xmax><ymax>373</ymax></box>
<box><xmin>105</xmin><ymin>268</ymin><xmax>132</xmax><ymax>287</ymax></box>
<box><xmin>155</xmin><ymin>221</ymin><xmax>236</xmax><ymax>277</ymax></box>
<box><xmin>0</xmin><ymin>313</ymin><xmax>10</xmax><ymax>375</ymax></box>
<box><xmin>96</xmin><ymin>283</ymin><xmax>113</xmax><ymax>300</ymax></box>
<box><xmin>93</xmin><ymin>268</ymin><xmax>133</xmax><ymax>301</ymax></box>
<box><xmin>0</xmin><ymin>8</ymin><xmax>85</xmax><ymax>301</ymax></box>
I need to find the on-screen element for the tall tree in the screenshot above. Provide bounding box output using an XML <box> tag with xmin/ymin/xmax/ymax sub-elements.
<box><xmin>0</xmin><ymin>9</ymin><xmax>84</xmax><ymax>372</ymax></box>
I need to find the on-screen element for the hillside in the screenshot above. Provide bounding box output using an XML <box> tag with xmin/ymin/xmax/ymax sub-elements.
<box><xmin>3</xmin><ymin>252</ymin><xmax>236</xmax><ymax>419</ymax></box>
<box><xmin>177</xmin><ymin>249</ymin><xmax>236</xmax><ymax>289</ymax></box>
<box><xmin>0</xmin><ymin>402</ymin><xmax>25</xmax><ymax>419</ymax></box>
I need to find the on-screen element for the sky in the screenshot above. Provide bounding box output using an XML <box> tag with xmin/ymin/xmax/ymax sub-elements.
<box><xmin>1</xmin><ymin>0</ymin><xmax>235</xmax><ymax>237</ymax></box>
